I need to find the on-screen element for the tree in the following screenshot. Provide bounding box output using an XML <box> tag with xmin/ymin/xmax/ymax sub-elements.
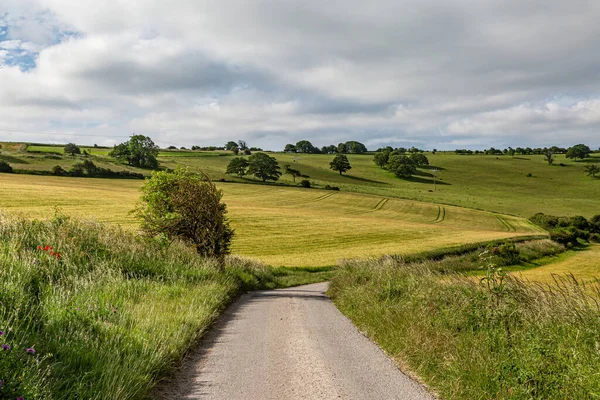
<box><xmin>344</xmin><ymin>141</ymin><xmax>368</xmax><ymax>154</ymax></box>
<box><xmin>337</xmin><ymin>142</ymin><xmax>349</xmax><ymax>154</ymax></box>
<box><xmin>237</xmin><ymin>140</ymin><xmax>248</xmax><ymax>151</ymax></box>
<box><xmin>295</xmin><ymin>140</ymin><xmax>316</xmax><ymax>153</ymax></box>
<box><xmin>373</xmin><ymin>151</ymin><xmax>390</xmax><ymax>168</ymax></box>
<box><xmin>64</xmin><ymin>143</ymin><xmax>81</xmax><ymax>156</ymax></box>
<box><xmin>136</xmin><ymin>168</ymin><xmax>234</xmax><ymax>266</ymax></box>
<box><xmin>247</xmin><ymin>152</ymin><xmax>282</xmax><ymax>182</ymax></box>
<box><xmin>387</xmin><ymin>155</ymin><xmax>416</xmax><ymax>178</ymax></box>
<box><xmin>284</xmin><ymin>164</ymin><xmax>303</xmax><ymax>182</ymax></box>
<box><xmin>226</xmin><ymin>157</ymin><xmax>249</xmax><ymax>177</ymax></box>
<box><xmin>284</xmin><ymin>144</ymin><xmax>297</xmax><ymax>153</ymax></box>
<box><xmin>330</xmin><ymin>154</ymin><xmax>352</xmax><ymax>175</ymax></box>
<box><xmin>232</xmin><ymin>147</ymin><xmax>240</xmax><ymax>155</ymax></box>
<box><xmin>566</xmin><ymin>144</ymin><xmax>591</xmax><ymax>160</ymax></box>
<box><xmin>585</xmin><ymin>164</ymin><xmax>600</xmax><ymax>178</ymax></box>
<box><xmin>225</xmin><ymin>141</ymin><xmax>238</xmax><ymax>151</ymax></box>
<box><xmin>544</xmin><ymin>151</ymin><xmax>554</xmax><ymax>165</ymax></box>
<box><xmin>109</xmin><ymin>135</ymin><xmax>159</xmax><ymax>169</ymax></box>
<box><xmin>410</xmin><ymin>153</ymin><xmax>429</xmax><ymax>167</ymax></box>
<box><xmin>0</xmin><ymin>143</ymin><xmax>3</xmax><ymax>154</ymax></box>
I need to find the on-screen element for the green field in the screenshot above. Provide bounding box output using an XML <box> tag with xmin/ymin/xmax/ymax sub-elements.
<box><xmin>4</xmin><ymin>142</ymin><xmax>598</xmax><ymax>218</ymax></box>
<box><xmin>0</xmin><ymin>173</ymin><xmax>543</xmax><ymax>266</ymax></box>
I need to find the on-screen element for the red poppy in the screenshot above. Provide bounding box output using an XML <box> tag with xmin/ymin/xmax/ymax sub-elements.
<box><xmin>38</xmin><ymin>245</ymin><xmax>42</xmax><ymax>250</ymax></box>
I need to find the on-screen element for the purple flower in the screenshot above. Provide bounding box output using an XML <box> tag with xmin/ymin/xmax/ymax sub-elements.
<box><xmin>26</xmin><ymin>348</ymin><xmax>35</xmax><ymax>355</ymax></box>
<box><xmin>0</xmin><ymin>331</ymin><xmax>4</xmax><ymax>336</ymax></box>
<box><xmin>1</xmin><ymin>344</ymin><xmax>10</xmax><ymax>351</ymax></box>
<box><xmin>17</xmin><ymin>397</ymin><xmax>24</xmax><ymax>400</ymax></box>
<box><xmin>0</xmin><ymin>379</ymin><xmax>3</xmax><ymax>387</ymax></box>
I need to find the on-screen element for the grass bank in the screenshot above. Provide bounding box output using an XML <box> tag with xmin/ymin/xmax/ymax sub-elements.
<box><xmin>329</xmin><ymin>240</ymin><xmax>600</xmax><ymax>399</ymax></box>
<box><xmin>0</xmin><ymin>212</ymin><xmax>330</xmax><ymax>399</ymax></box>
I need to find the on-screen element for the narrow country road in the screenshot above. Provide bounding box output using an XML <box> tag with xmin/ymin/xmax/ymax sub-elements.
<box><xmin>153</xmin><ymin>282</ymin><xmax>433</xmax><ymax>400</ymax></box>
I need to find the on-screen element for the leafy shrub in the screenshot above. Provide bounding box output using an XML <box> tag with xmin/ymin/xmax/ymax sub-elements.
<box><xmin>51</xmin><ymin>165</ymin><xmax>66</xmax><ymax>176</ymax></box>
<box><xmin>489</xmin><ymin>241</ymin><xmax>521</xmax><ymax>266</ymax></box>
<box><xmin>589</xmin><ymin>233</ymin><xmax>600</xmax><ymax>243</ymax></box>
<box><xmin>0</xmin><ymin>161</ymin><xmax>13</xmax><ymax>173</ymax></box>
<box><xmin>136</xmin><ymin>168</ymin><xmax>234</xmax><ymax>265</ymax></box>
<box><xmin>300</xmin><ymin>179</ymin><xmax>311</xmax><ymax>188</ymax></box>
<box><xmin>325</xmin><ymin>185</ymin><xmax>340</xmax><ymax>191</ymax></box>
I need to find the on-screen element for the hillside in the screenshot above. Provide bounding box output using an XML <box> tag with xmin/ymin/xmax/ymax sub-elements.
<box><xmin>0</xmin><ymin>173</ymin><xmax>543</xmax><ymax>266</ymax></box>
<box><xmin>2</xmin><ymin>142</ymin><xmax>599</xmax><ymax>218</ymax></box>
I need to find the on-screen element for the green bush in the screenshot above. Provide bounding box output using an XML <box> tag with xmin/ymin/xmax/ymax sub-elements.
<box><xmin>300</xmin><ymin>179</ymin><xmax>311</xmax><ymax>188</ymax></box>
<box><xmin>51</xmin><ymin>165</ymin><xmax>66</xmax><ymax>176</ymax></box>
<box><xmin>0</xmin><ymin>161</ymin><xmax>13</xmax><ymax>173</ymax></box>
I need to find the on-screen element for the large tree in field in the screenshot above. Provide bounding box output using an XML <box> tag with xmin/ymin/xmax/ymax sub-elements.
<box><xmin>330</xmin><ymin>154</ymin><xmax>352</xmax><ymax>175</ymax></box>
<box><xmin>344</xmin><ymin>141</ymin><xmax>368</xmax><ymax>154</ymax></box>
<box><xmin>373</xmin><ymin>151</ymin><xmax>390</xmax><ymax>168</ymax></box>
<box><xmin>566</xmin><ymin>144</ymin><xmax>591</xmax><ymax>160</ymax></box>
<box><xmin>226</xmin><ymin>157</ymin><xmax>249</xmax><ymax>177</ymax></box>
<box><xmin>387</xmin><ymin>155</ymin><xmax>416</xmax><ymax>178</ymax></box>
<box><xmin>544</xmin><ymin>151</ymin><xmax>554</xmax><ymax>165</ymax></box>
<box><xmin>410</xmin><ymin>153</ymin><xmax>429</xmax><ymax>168</ymax></box>
<box><xmin>295</xmin><ymin>140</ymin><xmax>316</xmax><ymax>153</ymax></box>
<box><xmin>247</xmin><ymin>152</ymin><xmax>282</xmax><ymax>182</ymax></box>
<box><xmin>135</xmin><ymin>168</ymin><xmax>234</xmax><ymax>267</ymax></box>
<box><xmin>109</xmin><ymin>135</ymin><xmax>159</xmax><ymax>169</ymax></box>
<box><xmin>225</xmin><ymin>141</ymin><xmax>238</xmax><ymax>151</ymax></box>
<box><xmin>64</xmin><ymin>143</ymin><xmax>81</xmax><ymax>156</ymax></box>
<box><xmin>284</xmin><ymin>164</ymin><xmax>303</xmax><ymax>182</ymax></box>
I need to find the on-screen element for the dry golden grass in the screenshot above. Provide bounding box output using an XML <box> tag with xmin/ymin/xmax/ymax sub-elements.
<box><xmin>514</xmin><ymin>244</ymin><xmax>600</xmax><ymax>284</ymax></box>
<box><xmin>0</xmin><ymin>173</ymin><xmax>542</xmax><ymax>266</ymax></box>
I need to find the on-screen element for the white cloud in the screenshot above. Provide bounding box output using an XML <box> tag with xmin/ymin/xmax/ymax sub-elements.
<box><xmin>0</xmin><ymin>0</ymin><xmax>600</xmax><ymax>150</ymax></box>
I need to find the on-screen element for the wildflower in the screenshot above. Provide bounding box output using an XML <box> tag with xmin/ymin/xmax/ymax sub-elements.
<box><xmin>26</xmin><ymin>348</ymin><xmax>35</xmax><ymax>355</ymax></box>
<box><xmin>17</xmin><ymin>397</ymin><xmax>24</xmax><ymax>400</ymax></box>
<box><xmin>44</xmin><ymin>245</ymin><xmax>50</xmax><ymax>251</ymax></box>
<box><xmin>0</xmin><ymin>331</ymin><xmax>4</xmax><ymax>336</ymax></box>
<box><xmin>37</xmin><ymin>245</ymin><xmax>42</xmax><ymax>250</ymax></box>
<box><xmin>50</xmin><ymin>252</ymin><xmax>55</xmax><ymax>256</ymax></box>
<box><xmin>2</xmin><ymin>344</ymin><xmax>10</xmax><ymax>350</ymax></box>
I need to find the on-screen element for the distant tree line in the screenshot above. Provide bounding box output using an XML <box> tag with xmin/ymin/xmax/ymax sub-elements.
<box><xmin>453</xmin><ymin>144</ymin><xmax>597</xmax><ymax>158</ymax></box>
<box><xmin>283</xmin><ymin>140</ymin><xmax>368</xmax><ymax>154</ymax></box>
<box><xmin>372</xmin><ymin>147</ymin><xmax>429</xmax><ymax>179</ymax></box>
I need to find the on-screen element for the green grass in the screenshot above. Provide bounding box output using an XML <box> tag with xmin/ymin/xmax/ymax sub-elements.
<box><xmin>0</xmin><ymin>212</ymin><xmax>329</xmax><ymax>399</ymax></box>
<box><xmin>329</xmin><ymin>243</ymin><xmax>600</xmax><ymax>399</ymax></box>
<box><xmin>0</xmin><ymin>173</ymin><xmax>542</xmax><ymax>266</ymax></box>
<box><xmin>4</xmin><ymin>142</ymin><xmax>600</xmax><ymax>217</ymax></box>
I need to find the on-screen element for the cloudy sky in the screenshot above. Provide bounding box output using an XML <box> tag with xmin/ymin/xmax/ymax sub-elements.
<box><xmin>1</xmin><ymin>0</ymin><xmax>599</xmax><ymax>150</ymax></box>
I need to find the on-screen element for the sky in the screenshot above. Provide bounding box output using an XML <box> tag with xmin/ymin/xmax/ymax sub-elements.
<box><xmin>1</xmin><ymin>0</ymin><xmax>599</xmax><ymax>151</ymax></box>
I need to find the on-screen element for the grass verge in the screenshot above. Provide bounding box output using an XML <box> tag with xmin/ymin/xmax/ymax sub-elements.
<box><xmin>329</xmin><ymin>240</ymin><xmax>600</xmax><ymax>399</ymax></box>
<box><xmin>0</xmin><ymin>212</ymin><xmax>329</xmax><ymax>399</ymax></box>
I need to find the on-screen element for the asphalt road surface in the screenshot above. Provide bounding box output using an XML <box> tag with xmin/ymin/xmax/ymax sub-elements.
<box><xmin>153</xmin><ymin>282</ymin><xmax>433</xmax><ymax>400</ymax></box>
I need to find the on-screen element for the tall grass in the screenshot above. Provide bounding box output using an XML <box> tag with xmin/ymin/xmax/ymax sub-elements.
<box><xmin>329</xmin><ymin>241</ymin><xmax>600</xmax><ymax>399</ymax></box>
<box><xmin>0</xmin><ymin>212</ymin><xmax>328</xmax><ymax>399</ymax></box>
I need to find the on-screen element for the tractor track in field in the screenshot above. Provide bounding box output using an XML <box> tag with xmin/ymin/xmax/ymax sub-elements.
<box><xmin>496</xmin><ymin>216</ymin><xmax>516</xmax><ymax>232</ymax></box>
<box><xmin>431</xmin><ymin>206</ymin><xmax>446</xmax><ymax>224</ymax></box>
<box><xmin>308</xmin><ymin>192</ymin><xmax>338</xmax><ymax>203</ymax></box>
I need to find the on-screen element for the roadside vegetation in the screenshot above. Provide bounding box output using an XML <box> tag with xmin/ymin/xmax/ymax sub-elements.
<box><xmin>0</xmin><ymin>173</ymin><xmax>542</xmax><ymax>267</ymax></box>
<box><xmin>329</xmin><ymin>239</ymin><xmax>600</xmax><ymax>399</ymax></box>
<box><xmin>0</xmin><ymin>212</ymin><xmax>330</xmax><ymax>399</ymax></box>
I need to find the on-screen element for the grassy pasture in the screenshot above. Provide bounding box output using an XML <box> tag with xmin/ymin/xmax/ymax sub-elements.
<box><xmin>0</xmin><ymin>173</ymin><xmax>542</xmax><ymax>266</ymax></box>
<box><xmin>4</xmin><ymin>142</ymin><xmax>599</xmax><ymax>217</ymax></box>
<box><xmin>171</xmin><ymin>151</ymin><xmax>600</xmax><ymax>218</ymax></box>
